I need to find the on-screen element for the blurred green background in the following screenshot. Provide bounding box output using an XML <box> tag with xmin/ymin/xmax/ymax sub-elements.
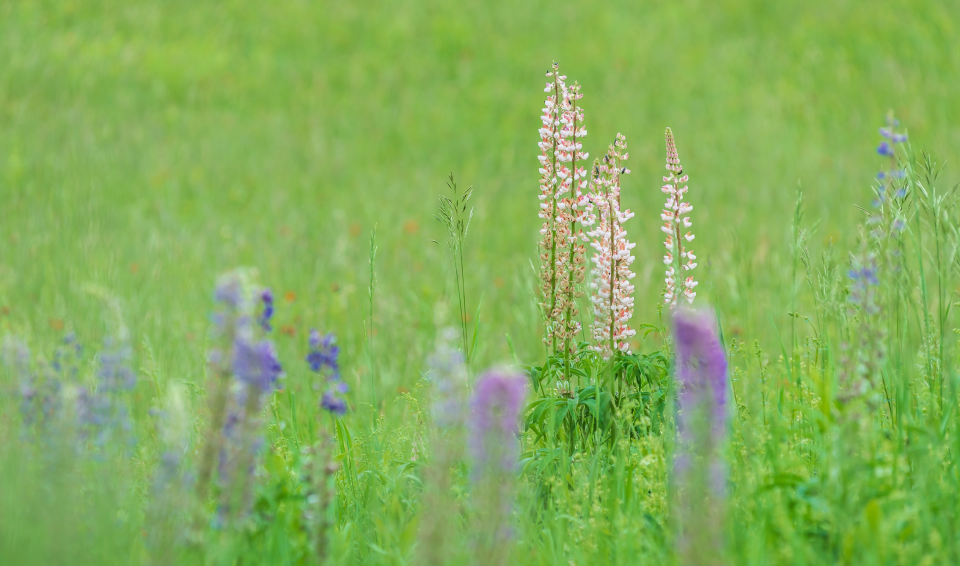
<box><xmin>1</xmin><ymin>0</ymin><xmax>958</xmax><ymax>394</ymax></box>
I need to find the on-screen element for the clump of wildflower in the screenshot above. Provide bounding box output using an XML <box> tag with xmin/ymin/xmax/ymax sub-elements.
<box><xmin>672</xmin><ymin>308</ymin><xmax>728</xmax><ymax>566</ymax></box>
<box><xmin>839</xmin><ymin>251</ymin><xmax>885</xmax><ymax>408</ymax></box>
<box><xmin>51</xmin><ymin>332</ymin><xmax>83</xmax><ymax>380</ymax></box>
<box><xmin>258</xmin><ymin>289</ymin><xmax>275</xmax><ymax>332</ymax></box>
<box><xmin>308</xmin><ymin>329</ymin><xmax>348</xmax><ymax>416</ymax></box>
<box><xmin>195</xmin><ymin>269</ymin><xmax>283</xmax><ymax>525</ymax></box>
<box><xmin>587</xmin><ymin>134</ymin><xmax>637</xmax><ymax>359</ymax></box>
<box><xmin>869</xmin><ymin>111</ymin><xmax>909</xmax><ymax>243</ymax></box>
<box><xmin>302</xmin><ymin>329</ymin><xmax>347</xmax><ymax>559</ymax></box>
<box><xmin>307</xmin><ymin>330</ymin><xmax>340</xmax><ymax>376</ymax></box>
<box><xmin>4</xmin><ymin>338</ymin><xmax>62</xmax><ymax>442</ymax></box>
<box><xmin>218</xmin><ymin>308</ymin><xmax>283</xmax><ymax>523</ymax></box>
<box><xmin>427</xmin><ymin>327</ymin><xmax>469</xmax><ymax>428</ymax></box>
<box><xmin>537</xmin><ymin>63</ymin><xmax>591</xmax><ymax>356</ymax></box>
<box><xmin>77</xmin><ymin>337</ymin><xmax>138</xmax><ymax>450</ymax></box>
<box><xmin>417</xmin><ymin>328</ymin><xmax>470</xmax><ymax>566</ymax></box>
<box><xmin>469</xmin><ymin>370</ymin><xmax>528</xmax><ymax>472</ymax></box>
<box><xmin>877</xmin><ymin>111</ymin><xmax>908</xmax><ymax>163</ymax></box>
<box><xmin>467</xmin><ymin>369</ymin><xmax>528</xmax><ymax>566</ymax></box>
<box><xmin>661</xmin><ymin>128</ymin><xmax>698</xmax><ymax>308</ymax></box>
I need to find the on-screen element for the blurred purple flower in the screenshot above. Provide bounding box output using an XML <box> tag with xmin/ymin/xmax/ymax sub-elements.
<box><xmin>233</xmin><ymin>337</ymin><xmax>283</xmax><ymax>394</ymax></box>
<box><xmin>876</xmin><ymin>141</ymin><xmax>894</xmax><ymax>157</ymax></box>
<box><xmin>674</xmin><ymin>309</ymin><xmax>728</xmax><ymax>439</ymax></box>
<box><xmin>468</xmin><ymin>370</ymin><xmax>528</xmax><ymax>474</ymax></box>
<box><xmin>215</xmin><ymin>276</ymin><xmax>244</xmax><ymax>308</ymax></box>
<box><xmin>428</xmin><ymin>328</ymin><xmax>468</xmax><ymax>428</ymax></box>
<box><xmin>307</xmin><ymin>330</ymin><xmax>339</xmax><ymax>376</ymax></box>
<box><xmin>321</xmin><ymin>390</ymin><xmax>348</xmax><ymax>415</ymax></box>
<box><xmin>672</xmin><ymin>308</ymin><xmax>729</xmax><ymax>565</ymax></box>
<box><xmin>258</xmin><ymin>289</ymin><xmax>275</xmax><ymax>332</ymax></box>
<box><xmin>98</xmin><ymin>339</ymin><xmax>137</xmax><ymax>392</ymax></box>
<box><xmin>307</xmin><ymin>330</ymin><xmax>347</xmax><ymax>415</ymax></box>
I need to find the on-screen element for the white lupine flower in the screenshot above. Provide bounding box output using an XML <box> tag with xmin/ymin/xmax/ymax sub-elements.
<box><xmin>537</xmin><ymin>64</ymin><xmax>590</xmax><ymax>357</ymax></box>
<box><xmin>661</xmin><ymin>128</ymin><xmax>698</xmax><ymax>308</ymax></box>
<box><xmin>586</xmin><ymin>134</ymin><xmax>637</xmax><ymax>359</ymax></box>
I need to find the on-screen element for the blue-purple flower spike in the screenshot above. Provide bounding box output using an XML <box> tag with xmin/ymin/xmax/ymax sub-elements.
<box><xmin>876</xmin><ymin>111</ymin><xmax>908</xmax><ymax>191</ymax></box>
<box><xmin>468</xmin><ymin>370</ymin><xmax>528</xmax><ymax>475</ymax></box>
<box><xmin>258</xmin><ymin>289</ymin><xmax>275</xmax><ymax>332</ymax></box>
<box><xmin>233</xmin><ymin>338</ymin><xmax>283</xmax><ymax>394</ymax></box>
<box><xmin>307</xmin><ymin>330</ymin><xmax>340</xmax><ymax>377</ymax></box>
<box><xmin>876</xmin><ymin>141</ymin><xmax>894</xmax><ymax>157</ymax></box>
<box><xmin>307</xmin><ymin>329</ymin><xmax>348</xmax><ymax>415</ymax></box>
<box><xmin>466</xmin><ymin>369</ymin><xmax>528</xmax><ymax>561</ymax></box>
<box><xmin>674</xmin><ymin>309</ymin><xmax>728</xmax><ymax>438</ymax></box>
<box><xmin>672</xmin><ymin>308</ymin><xmax>729</xmax><ymax>565</ymax></box>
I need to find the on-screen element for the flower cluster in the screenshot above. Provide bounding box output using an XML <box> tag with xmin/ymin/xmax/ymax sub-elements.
<box><xmin>5</xmin><ymin>333</ymin><xmax>137</xmax><ymax>454</ymax></box>
<box><xmin>587</xmin><ymin>134</ymin><xmax>637</xmax><ymax>358</ymax></box>
<box><xmin>661</xmin><ymin>128</ymin><xmax>698</xmax><ymax>308</ymax></box>
<box><xmin>468</xmin><ymin>370</ymin><xmax>528</xmax><ymax>475</ymax></box>
<box><xmin>5</xmin><ymin>338</ymin><xmax>59</xmax><ymax>433</ymax></box>
<box><xmin>839</xmin><ymin>251</ymin><xmax>886</xmax><ymax>407</ymax></box>
<box><xmin>308</xmin><ymin>329</ymin><xmax>348</xmax><ymax>415</ymax></box>
<box><xmin>672</xmin><ymin>309</ymin><xmax>728</xmax><ymax>566</ymax></box>
<box><xmin>869</xmin><ymin>111</ymin><xmax>909</xmax><ymax>240</ymax></box>
<box><xmin>877</xmin><ymin>110</ymin><xmax>908</xmax><ymax>164</ymax></box>
<box><xmin>427</xmin><ymin>327</ymin><xmax>469</xmax><ymax>428</ymax></box>
<box><xmin>77</xmin><ymin>337</ymin><xmax>138</xmax><ymax>449</ymax></box>
<box><xmin>537</xmin><ymin>63</ymin><xmax>591</xmax><ymax>355</ymax></box>
<box><xmin>467</xmin><ymin>369</ymin><xmax>528</xmax><ymax>563</ymax></box>
<box><xmin>196</xmin><ymin>269</ymin><xmax>284</xmax><ymax>525</ymax></box>
<box><xmin>258</xmin><ymin>289</ymin><xmax>275</xmax><ymax>332</ymax></box>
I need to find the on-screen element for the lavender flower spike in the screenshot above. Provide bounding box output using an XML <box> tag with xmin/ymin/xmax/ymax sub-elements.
<box><xmin>674</xmin><ymin>309</ymin><xmax>728</xmax><ymax>433</ymax></box>
<box><xmin>428</xmin><ymin>327</ymin><xmax>468</xmax><ymax>428</ymax></box>
<box><xmin>307</xmin><ymin>329</ymin><xmax>348</xmax><ymax>415</ymax></box>
<box><xmin>467</xmin><ymin>369</ymin><xmax>528</xmax><ymax>566</ymax></box>
<box><xmin>258</xmin><ymin>289</ymin><xmax>275</xmax><ymax>332</ymax></box>
<box><xmin>468</xmin><ymin>369</ymin><xmax>528</xmax><ymax>474</ymax></box>
<box><xmin>672</xmin><ymin>308</ymin><xmax>729</xmax><ymax>566</ymax></box>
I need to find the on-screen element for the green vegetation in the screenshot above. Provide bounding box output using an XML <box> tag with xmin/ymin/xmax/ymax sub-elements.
<box><xmin>1</xmin><ymin>0</ymin><xmax>960</xmax><ymax>564</ymax></box>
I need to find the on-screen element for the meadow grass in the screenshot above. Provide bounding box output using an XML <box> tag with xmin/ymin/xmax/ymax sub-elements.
<box><xmin>2</xmin><ymin>0</ymin><xmax>960</xmax><ymax>564</ymax></box>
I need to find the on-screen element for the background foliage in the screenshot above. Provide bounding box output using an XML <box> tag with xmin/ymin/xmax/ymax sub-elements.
<box><xmin>1</xmin><ymin>0</ymin><xmax>959</xmax><ymax>564</ymax></box>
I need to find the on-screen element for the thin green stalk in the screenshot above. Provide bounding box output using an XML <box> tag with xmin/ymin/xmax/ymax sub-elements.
<box><xmin>368</xmin><ymin>225</ymin><xmax>378</xmax><ymax>414</ymax></box>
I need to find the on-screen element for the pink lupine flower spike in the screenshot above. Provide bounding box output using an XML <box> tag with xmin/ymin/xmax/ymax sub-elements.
<box><xmin>661</xmin><ymin>128</ymin><xmax>698</xmax><ymax>309</ymax></box>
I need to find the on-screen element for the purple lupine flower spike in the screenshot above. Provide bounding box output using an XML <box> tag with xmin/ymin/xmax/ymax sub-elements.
<box><xmin>307</xmin><ymin>329</ymin><xmax>347</xmax><ymax>415</ymax></box>
<box><xmin>258</xmin><ymin>289</ymin><xmax>275</xmax><ymax>332</ymax></box>
<box><xmin>876</xmin><ymin>141</ymin><xmax>894</xmax><ymax>157</ymax></box>
<box><xmin>428</xmin><ymin>328</ymin><xmax>468</xmax><ymax>428</ymax></box>
<box><xmin>307</xmin><ymin>330</ymin><xmax>340</xmax><ymax>376</ymax></box>
<box><xmin>467</xmin><ymin>369</ymin><xmax>528</xmax><ymax>564</ymax></box>
<box><xmin>468</xmin><ymin>370</ymin><xmax>528</xmax><ymax>475</ymax></box>
<box><xmin>233</xmin><ymin>338</ymin><xmax>283</xmax><ymax>394</ymax></box>
<box><xmin>672</xmin><ymin>308</ymin><xmax>729</xmax><ymax>566</ymax></box>
<box><xmin>674</xmin><ymin>309</ymin><xmax>728</xmax><ymax>435</ymax></box>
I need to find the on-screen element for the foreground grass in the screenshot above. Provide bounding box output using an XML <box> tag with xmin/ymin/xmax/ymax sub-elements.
<box><xmin>1</xmin><ymin>0</ymin><xmax>960</xmax><ymax>564</ymax></box>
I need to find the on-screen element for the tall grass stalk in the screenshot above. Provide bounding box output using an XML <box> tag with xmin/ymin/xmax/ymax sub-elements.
<box><xmin>436</xmin><ymin>173</ymin><xmax>474</xmax><ymax>358</ymax></box>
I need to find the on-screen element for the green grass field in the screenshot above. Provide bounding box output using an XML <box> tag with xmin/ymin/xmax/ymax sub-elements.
<box><xmin>2</xmin><ymin>0</ymin><xmax>960</xmax><ymax>564</ymax></box>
